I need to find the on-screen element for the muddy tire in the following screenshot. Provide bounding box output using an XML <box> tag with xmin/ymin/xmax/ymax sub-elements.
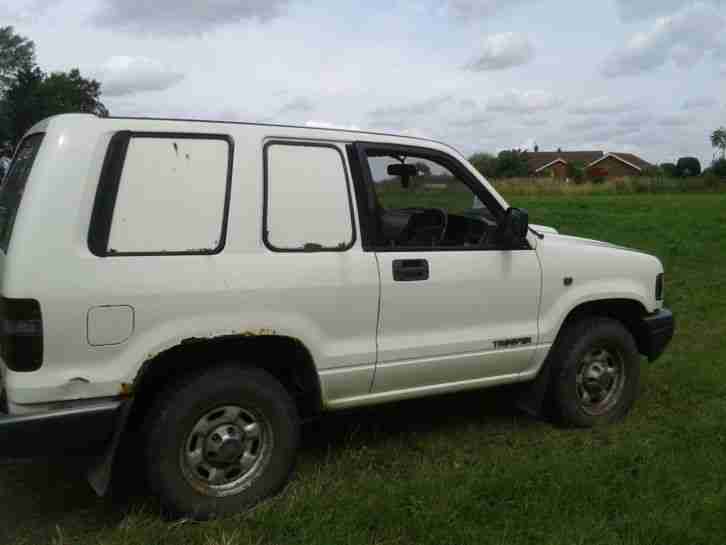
<box><xmin>551</xmin><ymin>317</ymin><xmax>640</xmax><ymax>427</ymax></box>
<box><xmin>144</xmin><ymin>364</ymin><xmax>299</xmax><ymax>519</ymax></box>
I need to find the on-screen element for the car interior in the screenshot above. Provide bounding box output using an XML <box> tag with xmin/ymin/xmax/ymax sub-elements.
<box><xmin>368</xmin><ymin>153</ymin><xmax>499</xmax><ymax>248</ymax></box>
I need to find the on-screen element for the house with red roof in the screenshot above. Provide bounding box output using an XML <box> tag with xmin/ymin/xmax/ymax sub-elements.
<box><xmin>527</xmin><ymin>149</ymin><xmax>652</xmax><ymax>179</ymax></box>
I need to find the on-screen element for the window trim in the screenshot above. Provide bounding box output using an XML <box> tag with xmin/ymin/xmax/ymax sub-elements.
<box><xmin>88</xmin><ymin>131</ymin><xmax>234</xmax><ymax>257</ymax></box>
<box><xmin>262</xmin><ymin>140</ymin><xmax>357</xmax><ymax>253</ymax></box>
<box><xmin>350</xmin><ymin>141</ymin><xmax>530</xmax><ymax>253</ymax></box>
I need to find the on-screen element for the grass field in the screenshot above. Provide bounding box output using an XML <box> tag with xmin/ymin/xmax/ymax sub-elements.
<box><xmin>2</xmin><ymin>194</ymin><xmax>725</xmax><ymax>545</ymax></box>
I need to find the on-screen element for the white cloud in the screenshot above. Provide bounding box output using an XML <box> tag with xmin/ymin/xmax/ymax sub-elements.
<box><xmin>486</xmin><ymin>90</ymin><xmax>563</xmax><ymax>113</ymax></box>
<box><xmin>658</xmin><ymin>114</ymin><xmax>690</xmax><ymax>126</ymax></box>
<box><xmin>368</xmin><ymin>96</ymin><xmax>452</xmax><ymax>119</ymax></box>
<box><xmin>615</xmin><ymin>0</ymin><xmax>699</xmax><ymax>21</ymax></box>
<box><xmin>451</xmin><ymin>114</ymin><xmax>494</xmax><ymax>128</ymax></box>
<box><xmin>615</xmin><ymin>0</ymin><xmax>726</xmax><ymax>21</ymax></box>
<box><xmin>304</xmin><ymin>120</ymin><xmax>362</xmax><ymax>131</ymax></box>
<box><xmin>446</xmin><ymin>0</ymin><xmax>533</xmax><ymax>19</ymax></box>
<box><xmin>0</xmin><ymin>5</ymin><xmax>25</xmax><ymax>22</ymax></box>
<box><xmin>682</xmin><ymin>96</ymin><xmax>719</xmax><ymax>110</ymax></box>
<box><xmin>96</xmin><ymin>56</ymin><xmax>184</xmax><ymax>97</ymax></box>
<box><xmin>0</xmin><ymin>0</ymin><xmax>55</xmax><ymax>22</ymax></box>
<box><xmin>581</xmin><ymin>125</ymin><xmax>641</xmax><ymax>142</ymax></box>
<box><xmin>603</xmin><ymin>2</ymin><xmax>726</xmax><ymax>77</ymax></box>
<box><xmin>519</xmin><ymin>137</ymin><xmax>537</xmax><ymax>151</ymax></box>
<box><xmin>570</xmin><ymin>96</ymin><xmax>641</xmax><ymax>115</ymax></box>
<box><xmin>566</xmin><ymin>118</ymin><xmax>606</xmax><ymax>132</ymax></box>
<box><xmin>278</xmin><ymin>97</ymin><xmax>315</xmax><ymax>115</ymax></box>
<box><xmin>521</xmin><ymin>118</ymin><xmax>549</xmax><ymax>127</ymax></box>
<box><xmin>617</xmin><ymin>112</ymin><xmax>656</xmax><ymax>127</ymax></box>
<box><xmin>91</xmin><ymin>0</ymin><xmax>291</xmax><ymax>33</ymax></box>
<box><xmin>467</xmin><ymin>33</ymin><xmax>535</xmax><ymax>71</ymax></box>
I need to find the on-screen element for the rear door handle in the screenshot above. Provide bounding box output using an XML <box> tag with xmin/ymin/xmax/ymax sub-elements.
<box><xmin>392</xmin><ymin>259</ymin><xmax>429</xmax><ymax>282</ymax></box>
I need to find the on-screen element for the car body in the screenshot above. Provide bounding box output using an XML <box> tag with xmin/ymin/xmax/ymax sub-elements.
<box><xmin>0</xmin><ymin>114</ymin><xmax>673</xmax><ymax>517</ymax></box>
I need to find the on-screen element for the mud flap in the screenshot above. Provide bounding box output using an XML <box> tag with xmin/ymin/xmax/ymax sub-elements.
<box><xmin>515</xmin><ymin>356</ymin><xmax>553</xmax><ymax>419</ymax></box>
<box><xmin>87</xmin><ymin>399</ymin><xmax>132</xmax><ymax>496</ymax></box>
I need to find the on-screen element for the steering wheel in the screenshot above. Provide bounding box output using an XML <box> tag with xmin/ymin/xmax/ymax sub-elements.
<box><xmin>399</xmin><ymin>208</ymin><xmax>448</xmax><ymax>246</ymax></box>
<box><xmin>476</xmin><ymin>229</ymin><xmax>490</xmax><ymax>246</ymax></box>
<box><xmin>463</xmin><ymin>218</ymin><xmax>490</xmax><ymax>246</ymax></box>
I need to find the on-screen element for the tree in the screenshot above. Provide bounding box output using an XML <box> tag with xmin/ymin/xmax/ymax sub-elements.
<box><xmin>413</xmin><ymin>161</ymin><xmax>431</xmax><ymax>177</ymax></box>
<box><xmin>660</xmin><ymin>163</ymin><xmax>678</xmax><ymax>178</ymax></box>
<box><xmin>1</xmin><ymin>65</ymin><xmax>44</xmax><ymax>149</ymax></box>
<box><xmin>0</xmin><ymin>26</ymin><xmax>35</xmax><ymax>92</ymax></box>
<box><xmin>711</xmin><ymin>158</ymin><xmax>726</xmax><ymax>178</ymax></box>
<box><xmin>712</xmin><ymin>127</ymin><xmax>726</xmax><ymax>159</ymax></box>
<box><xmin>1</xmin><ymin>66</ymin><xmax>108</xmax><ymax>148</ymax></box>
<box><xmin>676</xmin><ymin>157</ymin><xmax>702</xmax><ymax>177</ymax></box>
<box><xmin>41</xmin><ymin>69</ymin><xmax>108</xmax><ymax>117</ymax></box>
<box><xmin>567</xmin><ymin>161</ymin><xmax>586</xmax><ymax>183</ymax></box>
<box><xmin>495</xmin><ymin>149</ymin><xmax>529</xmax><ymax>178</ymax></box>
<box><xmin>468</xmin><ymin>152</ymin><xmax>497</xmax><ymax>178</ymax></box>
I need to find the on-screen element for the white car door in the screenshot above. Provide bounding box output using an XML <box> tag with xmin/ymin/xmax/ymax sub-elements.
<box><xmin>351</xmin><ymin>143</ymin><xmax>541</xmax><ymax>395</ymax></box>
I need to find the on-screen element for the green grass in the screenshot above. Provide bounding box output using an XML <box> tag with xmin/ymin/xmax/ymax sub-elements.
<box><xmin>2</xmin><ymin>194</ymin><xmax>726</xmax><ymax>545</ymax></box>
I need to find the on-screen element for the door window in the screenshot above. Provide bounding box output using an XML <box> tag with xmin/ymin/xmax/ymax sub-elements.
<box><xmin>363</xmin><ymin>150</ymin><xmax>500</xmax><ymax>249</ymax></box>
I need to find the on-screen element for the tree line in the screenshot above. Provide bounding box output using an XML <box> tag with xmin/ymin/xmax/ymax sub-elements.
<box><xmin>0</xmin><ymin>26</ymin><xmax>107</xmax><ymax>175</ymax></box>
<box><xmin>468</xmin><ymin>130</ymin><xmax>726</xmax><ymax>182</ymax></box>
<box><xmin>469</xmin><ymin>145</ymin><xmax>726</xmax><ymax>182</ymax></box>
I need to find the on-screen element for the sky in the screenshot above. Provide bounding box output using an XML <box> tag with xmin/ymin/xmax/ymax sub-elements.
<box><xmin>2</xmin><ymin>0</ymin><xmax>725</xmax><ymax>165</ymax></box>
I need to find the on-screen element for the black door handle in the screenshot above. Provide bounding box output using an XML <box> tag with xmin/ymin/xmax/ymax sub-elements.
<box><xmin>392</xmin><ymin>259</ymin><xmax>429</xmax><ymax>282</ymax></box>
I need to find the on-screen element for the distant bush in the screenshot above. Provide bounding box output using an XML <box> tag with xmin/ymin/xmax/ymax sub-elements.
<box><xmin>468</xmin><ymin>150</ymin><xmax>531</xmax><ymax>179</ymax></box>
<box><xmin>565</xmin><ymin>161</ymin><xmax>585</xmax><ymax>184</ymax></box>
<box><xmin>468</xmin><ymin>152</ymin><xmax>497</xmax><ymax>178</ymax></box>
<box><xmin>660</xmin><ymin>163</ymin><xmax>679</xmax><ymax>177</ymax></box>
<box><xmin>495</xmin><ymin>149</ymin><xmax>530</xmax><ymax>178</ymax></box>
<box><xmin>677</xmin><ymin>157</ymin><xmax>702</xmax><ymax>177</ymax></box>
<box><xmin>710</xmin><ymin>158</ymin><xmax>726</xmax><ymax>178</ymax></box>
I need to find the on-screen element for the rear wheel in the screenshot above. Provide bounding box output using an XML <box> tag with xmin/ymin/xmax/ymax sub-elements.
<box><xmin>144</xmin><ymin>364</ymin><xmax>299</xmax><ymax>519</ymax></box>
<box><xmin>551</xmin><ymin>317</ymin><xmax>640</xmax><ymax>427</ymax></box>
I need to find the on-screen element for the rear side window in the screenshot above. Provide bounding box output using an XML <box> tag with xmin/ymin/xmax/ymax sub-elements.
<box><xmin>91</xmin><ymin>133</ymin><xmax>232</xmax><ymax>256</ymax></box>
<box><xmin>0</xmin><ymin>133</ymin><xmax>44</xmax><ymax>252</ymax></box>
<box><xmin>264</xmin><ymin>143</ymin><xmax>355</xmax><ymax>251</ymax></box>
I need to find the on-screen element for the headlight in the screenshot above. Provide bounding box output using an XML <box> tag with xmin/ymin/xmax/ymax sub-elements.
<box><xmin>655</xmin><ymin>273</ymin><xmax>664</xmax><ymax>301</ymax></box>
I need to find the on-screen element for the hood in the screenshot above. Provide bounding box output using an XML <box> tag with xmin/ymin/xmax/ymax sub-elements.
<box><xmin>530</xmin><ymin>223</ymin><xmax>558</xmax><ymax>235</ymax></box>
<box><xmin>542</xmin><ymin>233</ymin><xmax>646</xmax><ymax>254</ymax></box>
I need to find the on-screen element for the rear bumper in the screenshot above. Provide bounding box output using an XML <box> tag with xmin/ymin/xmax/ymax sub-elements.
<box><xmin>641</xmin><ymin>308</ymin><xmax>675</xmax><ymax>362</ymax></box>
<box><xmin>0</xmin><ymin>397</ymin><xmax>122</xmax><ymax>458</ymax></box>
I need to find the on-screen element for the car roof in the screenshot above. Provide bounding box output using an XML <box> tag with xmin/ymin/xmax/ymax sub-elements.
<box><xmin>105</xmin><ymin>115</ymin><xmax>465</xmax><ymax>156</ymax></box>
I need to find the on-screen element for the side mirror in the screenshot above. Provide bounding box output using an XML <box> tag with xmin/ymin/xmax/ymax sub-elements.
<box><xmin>498</xmin><ymin>207</ymin><xmax>529</xmax><ymax>245</ymax></box>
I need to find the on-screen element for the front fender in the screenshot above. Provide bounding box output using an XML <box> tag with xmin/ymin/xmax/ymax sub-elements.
<box><xmin>539</xmin><ymin>279</ymin><xmax>652</xmax><ymax>345</ymax></box>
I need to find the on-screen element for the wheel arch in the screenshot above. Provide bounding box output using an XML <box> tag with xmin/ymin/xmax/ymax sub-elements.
<box><xmin>516</xmin><ymin>297</ymin><xmax>650</xmax><ymax>418</ymax></box>
<box><xmin>88</xmin><ymin>332</ymin><xmax>323</xmax><ymax>497</ymax></box>
<box><xmin>126</xmin><ymin>333</ymin><xmax>324</xmax><ymax>430</ymax></box>
<box><xmin>555</xmin><ymin>298</ymin><xmax>651</xmax><ymax>358</ymax></box>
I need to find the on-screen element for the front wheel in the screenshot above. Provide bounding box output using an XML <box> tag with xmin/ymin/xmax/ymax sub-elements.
<box><xmin>551</xmin><ymin>317</ymin><xmax>640</xmax><ymax>427</ymax></box>
<box><xmin>144</xmin><ymin>364</ymin><xmax>299</xmax><ymax>519</ymax></box>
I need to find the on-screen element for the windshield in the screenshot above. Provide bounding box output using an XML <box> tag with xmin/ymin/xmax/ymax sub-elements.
<box><xmin>0</xmin><ymin>133</ymin><xmax>45</xmax><ymax>252</ymax></box>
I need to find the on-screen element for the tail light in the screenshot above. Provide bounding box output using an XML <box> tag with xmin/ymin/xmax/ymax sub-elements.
<box><xmin>0</xmin><ymin>297</ymin><xmax>43</xmax><ymax>372</ymax></box>
<box><xmin>655</xmin><ymin>273</ymin><xmax>664</xmax><ymax>301</ymax></box>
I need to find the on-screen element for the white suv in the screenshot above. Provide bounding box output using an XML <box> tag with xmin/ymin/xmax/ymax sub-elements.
<box><xmin>0</xmin><ymin>114</ymin><xmax>673</xmax><ymax>518</ymax></box>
